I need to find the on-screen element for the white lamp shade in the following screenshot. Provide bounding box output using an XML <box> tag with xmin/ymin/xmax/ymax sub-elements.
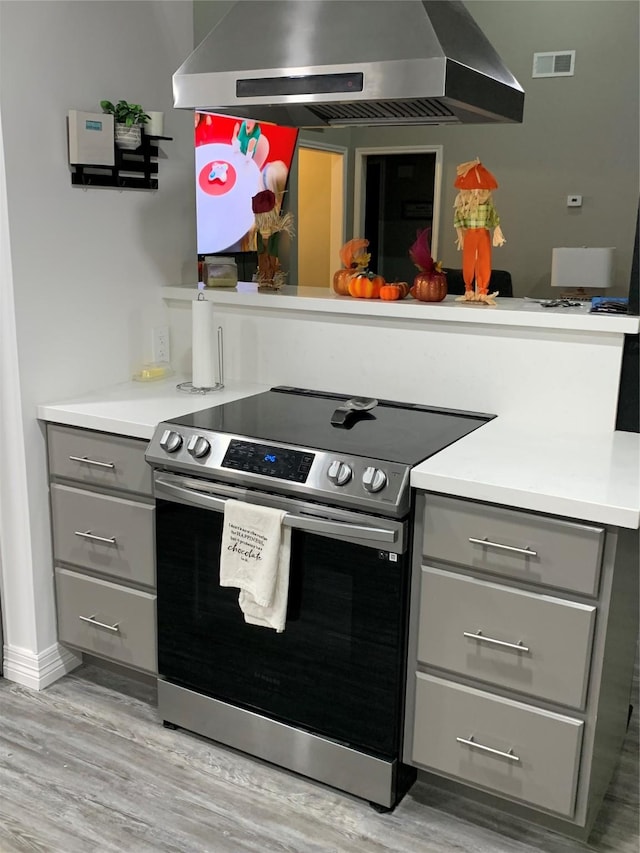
<box><xmin>551</xmin><ymin>247</ymin><xmax>615</xmax><ymax>289</ymax></box>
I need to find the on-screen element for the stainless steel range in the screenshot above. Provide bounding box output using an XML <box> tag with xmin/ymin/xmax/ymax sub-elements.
<box><xmin>145</xmin><ymin>387</ymin><xmax>493</xmax><ymax>809</ymax></box>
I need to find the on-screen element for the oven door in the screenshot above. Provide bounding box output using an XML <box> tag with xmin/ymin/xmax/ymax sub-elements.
<box><xmin>154</xmin><ymin>471</ymin><xmax>411</xmax><ymax>760</ymax></box>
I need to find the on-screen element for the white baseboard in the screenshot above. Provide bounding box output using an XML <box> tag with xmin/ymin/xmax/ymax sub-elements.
<box><xmin>3</xmin><ymin>641</ymin><xmax>82</xmax><ymax>690</ymax></box>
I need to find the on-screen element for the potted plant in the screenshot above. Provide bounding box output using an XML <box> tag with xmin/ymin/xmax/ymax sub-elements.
<box><xmin>100</xmin><ymin>99</ymin><xmax>149</xmax><ymax>150</ymax></box>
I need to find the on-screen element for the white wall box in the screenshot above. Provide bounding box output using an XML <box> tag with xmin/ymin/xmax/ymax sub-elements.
<box><xmin>67</xmin><ymin>110</ymin><xmax>115</xmax><ymax>166</ymax></box>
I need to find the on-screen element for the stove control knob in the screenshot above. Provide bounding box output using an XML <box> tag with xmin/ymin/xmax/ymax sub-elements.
<box><xmin>159</xmin><ymin>429</ymin><xmax>183</xmax><ymax>454</ymax></box>
<box><xmin>327</xmin><ymin>459</ymin><xmax>352</xmax><ymax>486</ymax></box>
<box><xmin>187</xmin><ymin>435</ymin><xmax>211</xmax><ymax>459</ymax></box>
<box><xmin>362</xmin><ymin>466</ymin><xmax>387</xmax><ymax>493</ymax></box>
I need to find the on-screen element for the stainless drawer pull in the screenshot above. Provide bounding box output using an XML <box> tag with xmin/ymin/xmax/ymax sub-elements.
<box><xmin>468</xmin><ymin>537</ymin><xmax>537</xmax><ymax>557</ymax></box>
<box><xmin>69</xmin><ymin>455</ymin><xmax>115</xmax><ymax>469</ymax></box>
<box><xmin>78</xmin><ymin>614</ymin><xmax>120</xmax><ymax>633</ymax></box>
<box><xmin>463</xmin><ymin>630</ymin><xmax>530</xmax><ymax>654</ymax></box>
<box><xmin>74</xmin><ymin>530</ymin><xmax>117</xmax><ymax>546</ymax></box>
<box><xmin>456</xmin><ymin>735</ymin><xmax>520</xmax><ymax>763</ymax></box>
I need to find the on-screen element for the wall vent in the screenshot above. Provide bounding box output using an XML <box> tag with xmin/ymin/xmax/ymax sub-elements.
<box><xmin>532</xmin><ymin>50</ymin><xmax>575</xmax><ymax>78</ymax></box>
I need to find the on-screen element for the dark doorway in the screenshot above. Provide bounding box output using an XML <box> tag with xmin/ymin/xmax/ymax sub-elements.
<box><xmin>364</xmin><ymin>151</ymin><xmax>438</xmax><ymax>284</ymax></box>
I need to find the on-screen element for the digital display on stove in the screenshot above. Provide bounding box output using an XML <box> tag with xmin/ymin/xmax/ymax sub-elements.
<box><xmin>222</xmin><ymin>440</ymin><xmax>315</xmax><ymax>483</ymax></box>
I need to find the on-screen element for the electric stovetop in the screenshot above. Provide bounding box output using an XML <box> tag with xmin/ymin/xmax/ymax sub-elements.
<box><xmin>169</xmin><ymin>386</ymin><xmax>494</xmax><ymax>465</ymax></box>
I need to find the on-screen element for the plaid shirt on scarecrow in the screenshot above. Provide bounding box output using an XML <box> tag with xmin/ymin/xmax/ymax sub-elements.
<box><xmin>454</xmin><ymin>200</ymin><xmax>501</xmax><ymax>230</ymax></box>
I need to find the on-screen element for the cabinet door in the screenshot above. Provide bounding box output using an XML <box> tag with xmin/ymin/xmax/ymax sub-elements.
<box><xmin>56</xmin><ymin>567</ymin><xmax>157</xmax><ymax>674</ymax></box>
<box><xmin>423</xmin><ymin>495</ymin><xmax>604</xmax><ymax>596</ymax></box>
<box><xmin>412</xmin><ymin>673</ymin><xmax>583</xmax><ymax>818</ymax></box>
<box><xmin>51</xmin><ymin>483</ymin><xmax>155</xmax><ymax>587</ymax></box>
<box><xmin>418</xmin><ymin>567</ymin><xmax>595</xmax><ymax>709</ymax></box>
<box><xmin>48</xmin><ymin>424</ymin><xmax>152</xmax><ymax>496</ymax></box>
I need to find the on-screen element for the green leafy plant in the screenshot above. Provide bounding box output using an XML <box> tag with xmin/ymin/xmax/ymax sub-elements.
<box><xmin>100</xmin><ymin>99</ymin><xmax>149</xmax><ymax>127</ymax></box>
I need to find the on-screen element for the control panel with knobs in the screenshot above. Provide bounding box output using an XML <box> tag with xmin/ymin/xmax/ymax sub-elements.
<box><xmin>363</xmin><ymin>466</ymin><xmax>387</xmax><ymax>493</ymax></box>
<box><xmin>159</xmin><ymin>429</ymin><xmax>183</xmax><ymax>454</ymax></box>
<box><xmin>327</xmin><ymin>459</ymin><xmax>352</xmax><ymax>486</ymax></box>
<box><xmin>187</xmin><ymin>435</ymin><xmax>211</xmax><ymax>459</ymax></box>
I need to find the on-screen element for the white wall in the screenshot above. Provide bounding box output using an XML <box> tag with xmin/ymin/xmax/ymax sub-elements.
<box><xmin>0</xmin><ymin>0</ymin><xmax>195</xmax><ymax>686</ymax></box>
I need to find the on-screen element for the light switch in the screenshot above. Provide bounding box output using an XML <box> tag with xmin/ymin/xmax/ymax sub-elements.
<box><xmin>567</xmin><ymin>195</ymin><xmax>583</xmax><ymax>207</ymax></box>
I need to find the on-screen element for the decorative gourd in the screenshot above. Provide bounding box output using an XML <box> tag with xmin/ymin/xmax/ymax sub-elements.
<box><xmin>379</xmin><ymin>283</ymin><xmax>404</xmax><ymax>301</ymax></box>
<box><xmin>412</xmin><ymin>267</ymin><xmax>448</xmax><ymax>302</ymax></box>
<box><xmin>332</xmin><ymin>268</ymin><xmax>354</xmax><ymax>296</ymax></box>
<box><xmin>332</xmin><ymin>238</ymin><xmax>370</xmax><ymax>295</ymax></box>
<box><xmin>348</xmin><ymin>272</ymin><xmax>384</xmax><ymax>299</ymax></box>
<box><xmin>408</xmin><ymin>228</ymin><xmax>447</xmax><ymax>302</ymax></box>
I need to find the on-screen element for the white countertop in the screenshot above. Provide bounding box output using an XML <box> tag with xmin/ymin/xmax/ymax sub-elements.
<box><xmin>37</xmin><ymin>378</ymin><xmax>640</xmax><ymax>529</ymax></box>
<box><xmin>411</xmin><ymin>417</ymin><xmax>640</xmax><ymax>529</ymax></box>
<box><xmin>36</xmin><ymin>377</ymin><xmax>269</xmax><ymax>440</ymax></box>
<box><xmin>163</xmin><ymin>283</ymin><xmax>640</xmax><ymax>335</ymax></box>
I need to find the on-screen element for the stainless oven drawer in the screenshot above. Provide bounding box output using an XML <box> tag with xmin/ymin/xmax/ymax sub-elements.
<box><xmin>55</xmin><ymin>567</ymin><xmax>157</xmax><ymax>674</ymax></box>
<box><xmin>51</xmin><ymin>483</ymin><xmax>155</xmax><ymax>587</ymax></box>
<box><xmin>423</xmin><ymin>494</ymin><xmax>604</xmax><ymax>596</ymax></box>
<box><xmin>48</xmin><ymin>424</ymin><xmax>152</xmax><ymax>496</ymax></box>
<box><xmin>417</xmin><ymin>566</ymin><xmax>596</xmax><ymax>709</ymax></box>
<box><xmin>412</xmin><ymin>673</ymin><xmax>583</xmax><ymax>818</ymax></box>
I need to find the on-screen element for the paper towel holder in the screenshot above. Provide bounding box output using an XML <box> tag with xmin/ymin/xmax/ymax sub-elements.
<box><xmin>177</xmin><ymin>323</ymin><xmax>225</xmax><ymax>394</ymax></box>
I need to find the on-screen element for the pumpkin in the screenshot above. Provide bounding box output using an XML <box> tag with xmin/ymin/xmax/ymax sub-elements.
<box><xmin>379</xmin><ymin>283</ymin><xmax>403</xmax><ymax>301</ymax></box>
<box><xmin>348</xmin><ymin>272</ymin><xmax>384</xmax><ymax>299</ymax></box>
<box><xmin>332</xmin><ymin>268</ymin><xmax>354</xmax><ymax>296</ymax></box>
<box><xmin>412</xmin><ymin>269</ymin><xmax>448</xmax><ymax>302</ymax></box>
<box><xmin>393</xmin><ymin>281</ymin><xmax>410</xmax><ymax>299</ymax></box>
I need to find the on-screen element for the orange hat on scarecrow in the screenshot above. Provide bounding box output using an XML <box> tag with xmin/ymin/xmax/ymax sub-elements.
<box><xmin>454</xmin><ymin>158</ymin><xmax>498</xmax><ymax>190</ymax></box>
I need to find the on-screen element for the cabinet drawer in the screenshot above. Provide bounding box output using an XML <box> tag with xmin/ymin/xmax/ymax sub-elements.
<box><xmin>412</xmin><ymin>673</ymin><xmax>583</xmax><ymax>817</ymax></box>
<box><xmin>55</xmin><ymin>567</ymin><xmax>157</xmax><ymax>673</ymax></box>
<box><xmin>418</xmin><ymin>567</ymin><xmax>595</xmax><ymax>709</ymax></box>
<box><xmin>51</xmin><ymin>483</ymin><xmax>155</xmax><ymax>587</ymax></box>
<box><xmin>423</xmin><ymin>495</ymin><xmax>604</xmax><ymax>596</ymax></box>
<box><xmin>48</xmin><ymin>424</ymin><xmax>152</xmax><ymax>496</ymax></box>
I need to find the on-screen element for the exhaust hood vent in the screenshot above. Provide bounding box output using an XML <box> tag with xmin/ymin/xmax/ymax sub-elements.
<box><xmin>173</xmin><ymin>0</ymin><xmax>525</xmax><ymax>128</ymax></box>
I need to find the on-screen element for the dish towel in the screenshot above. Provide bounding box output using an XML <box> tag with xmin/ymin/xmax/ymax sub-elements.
<box><xmin>219</xmin><ymin>499</ymin><xmax>291</xmax><ymax>632</ymax></box>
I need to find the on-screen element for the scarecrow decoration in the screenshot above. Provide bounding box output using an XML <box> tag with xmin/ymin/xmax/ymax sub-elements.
<box><xmin>453</xmin><ymin>158</ymin><xmax>505</xmax><ymax>306</ymax></box>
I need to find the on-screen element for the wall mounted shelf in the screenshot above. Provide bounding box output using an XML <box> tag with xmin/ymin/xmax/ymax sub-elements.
<box><xmin>70</xmin><ymin>134</ymin><xmax>172</xmax><ymax>190</ymax></box>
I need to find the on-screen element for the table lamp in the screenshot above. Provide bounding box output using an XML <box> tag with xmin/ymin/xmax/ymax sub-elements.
<box><xmin>551</xmin><ymin>247</ymin><xmax>615</xmax><ymax>300</ymax></box>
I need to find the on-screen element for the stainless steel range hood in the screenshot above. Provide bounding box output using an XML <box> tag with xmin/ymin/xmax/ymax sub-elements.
<box><xmin>173</xmin><ymin>0</ymin><xmax>524</xmax><ymax>127</ymax></box>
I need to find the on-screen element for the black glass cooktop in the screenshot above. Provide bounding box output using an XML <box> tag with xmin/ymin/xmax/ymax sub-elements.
<box><xmin>169</xmin><ymin>387</ymin><xmax>494</xmax><ymax>466</ymax></box>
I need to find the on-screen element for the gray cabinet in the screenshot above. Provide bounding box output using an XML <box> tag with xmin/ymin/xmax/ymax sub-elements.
<box><xmin>406</xmin><ymin>492</ymin><xmax>638</xmax><ymax>839</ymax></box>
<box><xmin>47</xmin><ymin>424</ymin><xmax>156</xmax><ymax>675</ymax></box>
<box><xmin>413</xmin><ymin>673</ymin><xmax>584</xmax><ymax>818</ymax></box>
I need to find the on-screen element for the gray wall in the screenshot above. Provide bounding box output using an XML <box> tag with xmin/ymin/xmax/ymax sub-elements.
<box><xmin>194</xmin><ymin>0</ymin><xmax>639</xmax><ymax>297</ymax></box>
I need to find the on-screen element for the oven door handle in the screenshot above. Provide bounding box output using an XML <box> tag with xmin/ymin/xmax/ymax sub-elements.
<box><xmin>154</xmin><ymin>477</ymin><xmax>398</xmax><ymax>545</ymax></box>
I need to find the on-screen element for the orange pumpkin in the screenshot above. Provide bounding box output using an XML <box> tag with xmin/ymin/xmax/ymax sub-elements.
<box><xmin>379</xmin><ymin>283</ymin><xmax>403</xmax><ymax>301</ymax></box>
<box><xmin>412</xmin><ymin>270</ymin><xmax>448</xmax><ymax>302</ymax></box>
<box><xmin>332</xmin><ymin>268</ymin><xmax>354</xmax><ymax>296</ymax></box>
<box><xmin>348</xmin><ymin>272</ymin><xmax>383</xmax><ymax>299</ymax></box>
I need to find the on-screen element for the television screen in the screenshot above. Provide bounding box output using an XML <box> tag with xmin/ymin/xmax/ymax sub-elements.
<box><xmin>194</xmin><ymin>112</ymin><xmax>299</xmax><ymax>256</ymax></box>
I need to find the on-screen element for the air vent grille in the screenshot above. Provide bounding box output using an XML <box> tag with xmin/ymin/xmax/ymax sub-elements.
<box><xmin>309</xmin><ymin>98</ymin><xmax>459</xmax><ymax>125</ymax></box>
<box><xmin>532</xmin><ymin>51</ymin><xmax>576</xmax><ymax>78</ymax></box>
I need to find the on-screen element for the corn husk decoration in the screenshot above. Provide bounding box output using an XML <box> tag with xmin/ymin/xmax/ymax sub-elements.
<box><xmin>339</xmin><ymin>238</ymin><xmax>371</xmax><ymax>271</ymax></box>
<box><xmin>332</xmin><ymin>238</ymin><xmax>371</xmax><ymax>294</ymax></box>
<box><xmin>252</xmin><ymin>189</ymin><xmax>295</xmax><ymax>289</ymax></box>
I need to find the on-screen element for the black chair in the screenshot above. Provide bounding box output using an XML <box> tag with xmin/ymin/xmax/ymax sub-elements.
<box><xmin>443</xmin><ymin>268</ymin><xmax>513</xmax><ymax>297</ymax></box>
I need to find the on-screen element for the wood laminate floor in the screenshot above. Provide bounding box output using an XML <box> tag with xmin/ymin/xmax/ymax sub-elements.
<box><xmin>0</xmin><ymin>662</ymin><xmax>637</xmax><ymax>853</ymax></box>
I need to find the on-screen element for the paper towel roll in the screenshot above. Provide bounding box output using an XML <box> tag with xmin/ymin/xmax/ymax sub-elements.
<box><xmin>192</xmin><ymin>298</ymin><xmax>216</xmax><ymax>388</ymax></box>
